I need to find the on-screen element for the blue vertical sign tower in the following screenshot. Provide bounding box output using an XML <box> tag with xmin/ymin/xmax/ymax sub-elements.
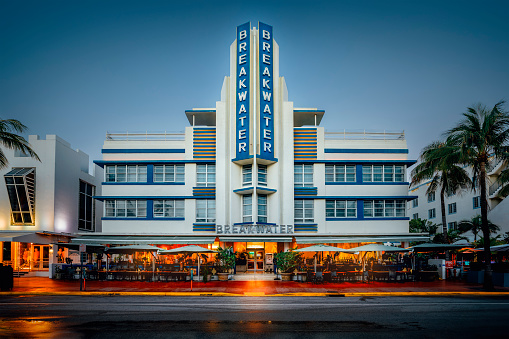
<box><xmin>258</xmin><ymin>22</ymin><xmax>274</xmax><ymax>161</ymax></box>
<box><xmin>236</xmin><ymin>22</ymin><xmax>251</xmax><ymax>160</ymax></box>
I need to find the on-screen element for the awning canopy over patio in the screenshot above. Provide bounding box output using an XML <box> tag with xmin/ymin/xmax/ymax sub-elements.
<box><xmin>219</xmin><ymin>236</ymin><xmax>293</xmax><ymax>243</ymax></box>
<box><xmin>104</xmin><ymin>245</ymin><xmax>162</xmax><ymax>254</ymax></box>
<box><xmin>409</xmin><ymin>243</ymin><xmax>471</xmax><ymax>252</ymax></box>
<box><xmin>293</xmin><ymin>244</ymin><xmax>352</xmax><ymax>253</ymax></box>
<box><xmin>71</xmin><ymin>234</ymin><xmax>216</xmax><ymax>245</ymax></box>
<box><xmin>347</xmin><ymin>244</ymin><xmax>411</xmax><ymax>253</ymax></box>
<box><xmin>295</xmin><ymin>234</ymin><xmax>429</xmax><ymax>244</ymax></box>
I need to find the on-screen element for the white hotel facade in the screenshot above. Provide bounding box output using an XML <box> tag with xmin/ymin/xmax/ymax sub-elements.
<box><xmin>75</xmin><ymin>23</ymin><xmax>427</xmax><ymax>270</ymax></box>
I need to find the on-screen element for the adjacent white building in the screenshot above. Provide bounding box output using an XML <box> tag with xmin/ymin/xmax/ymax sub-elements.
<box><xmin>408</xmin><ymin>159</ymin><xmax>508</xmax><ymax>239</ymax></box>
<box><xmin>0</xmin><ymin>135</ymin><xmax>102</xmax><ymax>273</ymax></box>
<box><xmin>72</xmin><ymin>23</ymin><xmax>426</xmax><ymax>272</ymax></box>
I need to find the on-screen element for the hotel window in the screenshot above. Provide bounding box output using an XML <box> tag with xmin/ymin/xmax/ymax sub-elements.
<box><xmin>242</xmin><ymin>165</ymin><xmax>252</xmax><ymax>186</ymax></box>
<box><xmin>325</xmin><ymin>165</ymin><xmax>356</xmax><ymax>182</ymax></box>
<box><xmin>364</xmin><ymin>200</ymin><xmax>405</xmax><ymax>218</ymax></box>
<box><xmin>79</xmin><ymin>180</ymin><xmax>95</xmax><ymax>231</ymax></box>
<box><xmin>428</xmin><ymin>208</ymin><xmax>436</xmax><ymax>219</ymax></box>
<box><xmin>295</xmin><ymin>199</ymin><xmax>314</xmax><ymax>223</ymax></box>
<box><xmin>362</xmin><ymin>165</ymin><xmax>405</xmax><ymax>182</ymax></box>
<box><xmin>294</xmin><ymin>164</ymin><xmax>313</xmax><ymax>187</ymax></box>
<box><xmin>196</xmin><ymin>164</ymin><xmax>215</xmax><ymax>187</ymax></box>
<box><xmin>473</xmin><ymin>196</ymin><xmax>481</xmax><ymax>209</ymax></box>
<box><xmin>242</xmin><ymin>195</ymin><xmax>252</xmax><ymax>222</ymax></box>
<box><xmin>448</xmin><ymin>221</ymin><xmax>458</xmax><ymax>231</ymax></box>
<box><xmin>258</xmin><ymin>194</ymin><xmax>267</xmax><ymax>223</ymax></box>
<box><xmin>154</xmin><ymin>165</ymin><xmax>185</xmax><ymax>182</ymax></box>
<box><xmin>326</xmin><ymin>200</ymin><xmax>356</xmax><ymax>218</ymax></box>
<box><xmin>196</xmin><ymin>199</ymin><xmax>215</xmax><ymax>222</ymax></box>
<box><xmin>258</xmin><ymin>165</ymin><xmax>267</xmax><ymax>187</ymax></box>
<box><xmin>427</xmin><ymin>192</ymin><xmax>435</xmax><ymax>202</ymax></box>
<box><xmin>448</xmin><ymin>202</ymin><xmax>457</xmax><ymax>214</ymax></box>
<box><xmin>412</xmin><ymin>213</ymin><xmax>419</xmax><ymax>220</ymax></box>
<box><xmin>105</xmin><ymin>200</ymin><xmax>147</xmax><ymax>218</ymax></box>
<box><xmin>105</xmin><ymin>165</ymin><xmax>147</xmax><ymax>182</ymax></box>
<box><xmin>412</xmin><ymin>198</ymin><xmax>418</xmax><ymax>208</ymax></box>
<box><xmin>153</xmin><ymin>200</ymin><xmax>184</xmax><ymax>218</ymax></box>
<box><xmin>4</xmin><ymin>168</ymin><xmax>35</xmax><ymax>225</ymax></box>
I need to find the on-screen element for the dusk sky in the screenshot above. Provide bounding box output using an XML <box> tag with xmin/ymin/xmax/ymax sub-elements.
<box><xmin>1</xmin><ymin>0</ymin><xmax>508</xmax><ymax>171</ymax></box>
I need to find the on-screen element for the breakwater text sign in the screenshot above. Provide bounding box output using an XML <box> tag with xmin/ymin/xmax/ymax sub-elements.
<box><xmin>216</xmin><ymin>224</ymin><xmax>294</xmax><ymax>234</ymax></box>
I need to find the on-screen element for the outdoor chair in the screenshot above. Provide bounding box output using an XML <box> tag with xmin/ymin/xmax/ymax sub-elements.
<box><xmin>306</xmin><ymin>271</ymin><xmax>314</xmax><ymax>283</ymax></box>
<box><xmin>313</xmin><ymin>271</ymin><xmax>324</xmax><ymax>284</ymax></box>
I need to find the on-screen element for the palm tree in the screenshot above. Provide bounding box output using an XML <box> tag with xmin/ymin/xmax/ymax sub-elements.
<box><xmin>411</xmin><ymin>140</ymin><xmax>471</xmax><ymax>243</ymax></box>
<box><xmin>458</xmin><ymin>215</ymin><xmax>500</xmax><ymax>242</ymax></box>
<box><xmin>0</xmin><ymin>119</ymin><xmax>40</xmax><ymax>168</ymax></box>
<box><xmin>446</xmin><ymin>100</ymin><xmax>509</xmax><ymax>290</ymax></box>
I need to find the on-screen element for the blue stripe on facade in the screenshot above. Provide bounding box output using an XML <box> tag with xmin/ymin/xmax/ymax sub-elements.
<box><xmin>102</xmin><ymin>182</ymin><xmax>185</xmax><ymax>185</ymax></box>
<box><xmin>102</xmin><ymin>217</ymin><xmax>185</xmax><ymax>221</ymax></box>
<box><xmin>94</xmin><ymin>196</ymin><xmax>214</xmax><ymax>200</ymax></box>
<box><xmin>95</xmin><ymin>160</ymin><xmax>215</xmax><ymax>166</ymax></box>
<box><xmin>295</xmin><ymin>160</ymin><xmax>417</xmax><ymax>165</ymax></box>
<box><xmin>294</xmin><ymin>195</ymin><xmax>418</xmax><ymax>200</ymax></box>
<box><xmin>324</xmin><ymin>149</ymin><xmax>409</xmax><ymax>154</ymax></box>
<box><xmin>101</xmin><ymin>149</ymin><xmax>185</xmax><ymax>154</ymax></box>
<box><xmin>326</xmin><ymin>217</ymin><xmax>409</xmax><ymax>221</ymax></box>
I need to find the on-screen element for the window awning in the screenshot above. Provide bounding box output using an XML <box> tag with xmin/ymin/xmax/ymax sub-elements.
<box><xmin>71</xmin><ymin>234</ymin><xmax>217</xmax><ymax>245</ymax></box>
<box><xmin>295</xmin><ymin>234</ymin><xmax>429</xmax><ymax>244</ymax></box>
<box><xmin>219</xmin><ymin>237</ymin><xmax>293</xmax><ymax>243</ymax></box>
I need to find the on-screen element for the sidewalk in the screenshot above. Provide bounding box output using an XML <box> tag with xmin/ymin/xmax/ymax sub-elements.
<box><xmin>2</xmin><ymin>276</ymin><xmax>509</xmax><ymax>296</ymax></box>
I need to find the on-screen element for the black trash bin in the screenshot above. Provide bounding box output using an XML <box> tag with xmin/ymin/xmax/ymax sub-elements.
<box><xmin>0</xmin><ymin>263</ymin><xmax>14</xmax><ymax>291</ymax></box>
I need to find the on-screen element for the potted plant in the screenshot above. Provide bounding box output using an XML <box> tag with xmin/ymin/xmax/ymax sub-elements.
<box><xmin>215</xmin><ymin>246</ymin><xmax>236</xmax><ymax>281</ymax></box>
<box><xmin>274</xmin><ymin>250</ymin><xmax>302</xmax><ymax>281</ymax></box>
<box><xmin>202</xmin><ymin>266</ymin><xmax>212</xmax><ymax>283</ymax></box>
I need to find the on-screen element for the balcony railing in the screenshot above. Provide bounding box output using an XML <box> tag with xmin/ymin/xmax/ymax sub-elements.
<box><xmin>324</xmin><ymin>130</ymin><xmax>405</xmax><ymax>140</ymax></box>
<box><xmin>106</xmin><ymin>131</ymin><xmax>185</xmax><ymax>141</ymax></box>
<box><xmin>489</xmin><ymin>178</ymin><xmax>504</xmax><ymax>197</ymax></box>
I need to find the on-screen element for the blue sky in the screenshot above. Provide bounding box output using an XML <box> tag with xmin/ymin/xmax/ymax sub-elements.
<box><xmin>1</xmin><ymin>0</ymin><xmax>508</xmax><ymax>169</ymax></box>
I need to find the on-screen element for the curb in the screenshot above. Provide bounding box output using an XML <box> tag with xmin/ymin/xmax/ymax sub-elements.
<box><xmin>1</xmin><ymin>291</ymin><xmax>508</xmax><ymax>297</ymax></box>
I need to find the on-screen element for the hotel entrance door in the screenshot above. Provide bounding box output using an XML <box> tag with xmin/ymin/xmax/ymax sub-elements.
<box><xmin>247</xmin><ymin>250</ymin><xmax>264</xmax><ymax>272</ymax></box>
<box><xmin>31</xmin><ymin>245</ymin><xmax>49</xmax><ymax>271</ymax></box>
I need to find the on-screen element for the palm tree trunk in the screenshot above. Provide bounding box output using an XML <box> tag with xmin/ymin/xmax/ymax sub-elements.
<box><xmin>480</xmin><ymin>162</ymin><xmax>493</xmax><ymax>290</ymax></box>
<box><xmin>440</xmin><ymin>186</ymin><xmax>448</xmax><ymax>243</ymax></box>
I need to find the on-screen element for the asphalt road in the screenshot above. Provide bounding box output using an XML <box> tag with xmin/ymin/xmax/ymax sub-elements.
<box><xmin>1</xmin><ymin>295</ymin><xmax>508</xmax><ymax>338</ymax></box>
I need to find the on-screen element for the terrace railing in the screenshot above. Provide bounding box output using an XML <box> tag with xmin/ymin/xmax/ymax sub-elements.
<box><xmin>106</xmin><ymin>131</ymin><xmax>185</xmax><ymax>141</ymax></box>
<box><xmin>324</xmin><ymin>130</ymin><xmax>405</xmax><ymax>140</ymax></box>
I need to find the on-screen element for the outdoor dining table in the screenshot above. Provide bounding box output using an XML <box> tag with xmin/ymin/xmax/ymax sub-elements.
<box><xmin>346</xmin><ymin>271</ymin><xmax>364</xmax><ymax>281</ymax></box>
<box><xmin>108</xmin><ymin>271</ymin><xmax>153</xmax><ymax>281</ymax></box>
<box><xmin>156</xmin><ymin>271</ymin><xmax>189</xmax><ymax>282</ymax></box>
<box><xmin>368</xmin><ymin>270</ymin><xmax>390</xmax><ymax>282</ymax></box>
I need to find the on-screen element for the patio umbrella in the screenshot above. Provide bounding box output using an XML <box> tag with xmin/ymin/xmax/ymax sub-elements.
<box><xmin>159</xmin><ymin>245</ymin><xmax>217</xmax><ymax>281</ymax></box>
<box><xmin>294</xmin><ymin>244</ymin><xmax>352</xmax><ymax>273</ymax></box>
<box><xmin>346</xmin><ymin>244</ymin><xmax>411</xmax><ymax>279</ymax></box>
<box><xmin>105</xmin><ymin>245</ymin><xmax>162</xmax><ymax>281</ymax></box>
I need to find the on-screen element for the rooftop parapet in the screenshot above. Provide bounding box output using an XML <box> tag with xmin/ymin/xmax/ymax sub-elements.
<box><xmin>324</xmin><ymin>130</ymin><xmax>405</xmax><ymax>141</ymax></box>
<box><xmin>106</xmin><ymin>131</ymin><xmax>186</xmax><ymax>141</ymax></box>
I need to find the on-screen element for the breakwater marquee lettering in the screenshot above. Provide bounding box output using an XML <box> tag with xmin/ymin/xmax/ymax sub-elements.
<box><xmin>236</xmin><ymin>22</ymin><xmax>251</xmax><ymax>160</ymax></box>
<box><xmin>216</xmin><ymin>224</ymin><xmax>294</xmax><ymax>234</ymax></box>
<box><xmin>259</xmin><ymin>22</ymin><xmax>274</xmax><ymax>160</ymax></box>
